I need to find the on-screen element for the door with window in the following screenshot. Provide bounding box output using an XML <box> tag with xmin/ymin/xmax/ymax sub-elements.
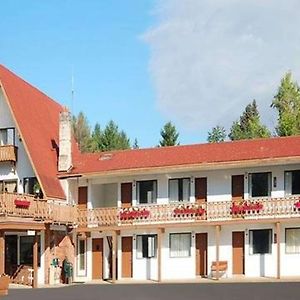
<box><xmin>92</xmin><ymin>238</ymin><xmax>103</xmax><ymax>279</ymax></box>
<box><xmin>122</xmin><ymin>237</ymin><xmax>133</xmax><ymax>278</ymax></box>
<box><xmin>232</xmin><ymin>232</ymin><xmax>244</xmax><ymax>274</ymax></box>
<box><xmin>78</xmin><ymin>187</ymin><xmax>88</xmax><ymax>209</ymax></box>
<box><xmin>121</xmin><ymin>183</ymin><xmax>132</xmax><ymax>208</ymax></box>
<box><xmin>195</xmin><ymin>233</ymin><xmax>207</xmax><ymax>277</ymax></box>
<box><xmin>136</xmin><ymin>235</ymin><xmax>157</xmax><ymax>280</ymax></box>
<box><xmin>232</xmin><ymin>175</ymin><xmax>244</xmax><ymax>202</ymax></box>
<box><xmin>77</xmin><ymin>238</ymin><xmax>86</xmax><ymax>276</ymax></box>
<box><xmin>195</xmin><ymin>178</ymin><xmax>207</xmax><ymax>203</ymax></box>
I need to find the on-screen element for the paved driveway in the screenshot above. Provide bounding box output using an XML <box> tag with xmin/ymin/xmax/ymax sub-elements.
<box><xmin>4</xmin><ymin>282</ymin><xmax>300</xmax><ymax>300</ymax></box>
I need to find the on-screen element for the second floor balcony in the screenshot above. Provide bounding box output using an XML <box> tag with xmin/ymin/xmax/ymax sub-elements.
<box><xmin>76</xmin><ymin>196</ymin><xmax>300</xmax><ymax>228</ymax></box>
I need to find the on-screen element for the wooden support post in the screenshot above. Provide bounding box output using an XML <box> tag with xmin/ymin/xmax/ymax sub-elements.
<box><xmin>215</xmin><ymin>225</ymin><xmax>220</xmax><ymax>280</ymax></box>
<box><xmin>157</xmin><ymin>228</ymin><xmax>163</xmax><ymax>282</ymax></box>
<box><xmin>44</xmin><ymin>224</ymin><xmax>51</xmax><ymax>284</ymax></box>
<box><xmin>276</xmin><ymin>222</ymin><xmax>281</xmax><ymax>279</ymax></box>
<box><xmin>112</xmin><ymin>231</ymin><xmax>118</xmax><ymax>283</ymax></box>
<box><xmin>33</xmin><ymin>231</ymin><xmax>39</xmax><ymax>288</ymax></box>
<box><xmin>0</xmin><ymin>231</ymin><xmax>4</xmax><ymax>274</ymax></box>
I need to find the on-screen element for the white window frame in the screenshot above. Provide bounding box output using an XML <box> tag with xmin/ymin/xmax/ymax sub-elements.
<box><xmin>248</xmin><ymin>172</ymin><xmax>271</xmax><ymax>198</ymax></box>
<box><xmin>169</xmin><ymin>233</ymin><xmax>191</xmax><ymax>258</ymax></box>
<box><xmin>249</xmin><ymin>229</ymin><xmax>272</xmax><ymax>255</ymax></box>
<box><xmin>285</xmin><ymin>228</ymin><xmax>300</xmax><ymax>254</ymax></box>
<box><xmin>169</xmin><ymin>178</ymin><xmax>191</xmax><ymax>202</ymax></box>
<box><xmin>77</xmin><ymin>238</ymin><xmax>87</xmax><ymax>276</ymax></box>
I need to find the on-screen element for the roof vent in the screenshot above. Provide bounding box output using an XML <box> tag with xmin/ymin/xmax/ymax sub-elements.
<box><xmin>99</xmin><ymin>153</ymin><xmax>113</xmax><ymax>161</ymax></box>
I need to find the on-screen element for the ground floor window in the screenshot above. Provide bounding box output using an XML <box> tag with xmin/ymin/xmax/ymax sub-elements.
<box><xmin>286</xmin><ymin>228</ymin><xmax>300</xmax><ymax>254</ymax></box>
<box><xmin>136</xmin><ymin>235</ymin><xmax>157</xmax><ymax>258</ymax></box>
<box><xmin>20</xmin><ymin>236</ymin><xmax>41</xmax><ymax>266</ymax></box>
<box><xmin>78</xmin><ymin>239</ymin><xmax>86</xmax><ymax>272</ymax></box>
<box><xmin>169</xmin><ymin>233</ymin><xmax>191</xmax><ymax>257</ymax></box>
<box><xmin>249</xmin><ymin>229</ymin><xmax>272</xmax><ymax>254</ymax></box>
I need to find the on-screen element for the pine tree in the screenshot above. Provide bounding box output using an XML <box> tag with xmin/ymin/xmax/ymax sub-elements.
<box><xmin>90</xmin><ymin>123</ymin><xmax>102</xmax><ymax>152</ymax></box>
<box><xmin>229</xmin><ymin>100</ymin><xmax>271</xmax><ymax>140</ymax></box>
<box><xmin>271</xmin><ymin>72</ymin><xmax>300</xmax><ymax>136</ymax></box>
<box><xmin>72</xmin><ymin>112</ymin><xmax>92</xmax><ymax>152</ymax></box>
<box><xmin>159</xmin><ymin>122</ymin><xmax>180</xmax><ymax>147</ymax></box>
<box><xmin>207</xmin><ymin>126</ymin><xmax>226</xmax><ymax>143</ymax></box>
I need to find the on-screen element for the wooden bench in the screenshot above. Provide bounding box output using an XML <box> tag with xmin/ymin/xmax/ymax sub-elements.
<box><xmin>211</xmin><ymin>261</ymin><xmax>228</xmax><ymax>279</ymax></box>
<box><xmin>0</xmin><ymin>275</ymin><xmax>10</xmax><ymax>296</ymax></box>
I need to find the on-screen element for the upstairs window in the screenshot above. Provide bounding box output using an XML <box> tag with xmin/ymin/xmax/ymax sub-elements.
<box><xmin>136</xmin><ymin>180</ymin><xmax>157</xmax><ymax>204</ymax></box>
<box><xmin>169</xmin><ymin>178</ymin><xmax>190</xmax><ymax>202</ymax></box>
<box><xmin>285</xmin><ymin>170</ymin><xmax>300</xmax><ymax>196</ymax></box>
<box><xmin>0</xmin><ymin>128</ymin><xmax>15</xmax><ymax>146</ymax></box>
<box><xmin>0</xmin><ymin>180</ymin><xmax>18</xmax><ymax>193</ymax></box>
<box><xmin>23</xmin><ymin>177</ymin><xmax>40</xmax><ymax>195</ymax></box>
<box><xmin>249</xmin><ymin>172</ymin><xmax>271</xmax><ymax>197</ymax></box>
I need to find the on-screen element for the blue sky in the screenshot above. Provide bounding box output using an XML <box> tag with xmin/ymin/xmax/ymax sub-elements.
<box><xmin>2</xmin><ymin>1</ymin><xmax>300</xmax><ymax>147</ymax></box>
<box><xmin>0</xmin><ymin>0</ymin><xmax>180</xmax><ymax>147</ymax></box>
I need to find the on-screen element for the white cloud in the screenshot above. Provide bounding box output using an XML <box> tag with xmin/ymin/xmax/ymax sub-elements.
<box><xmin>144</xmin><ymin>0</ymin><xmax>300</xmax><ymax>133</ymax></box>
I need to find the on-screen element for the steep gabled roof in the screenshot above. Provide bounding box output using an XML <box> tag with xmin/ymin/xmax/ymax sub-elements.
<box><xmin>70</xmin><ymin>136</ymin><xmax>300</xmax><ymax>176</ymax></box>
<box><xmin>0</xmin><ymin>64</ymin><xmax>69</xmax><ymax>199</ymax></box>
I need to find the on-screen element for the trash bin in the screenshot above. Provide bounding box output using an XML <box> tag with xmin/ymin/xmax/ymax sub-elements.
<box><xmin>62</xmin><ymin>258</ymin><xmax>73</xmax><ymax>284</ymax></box>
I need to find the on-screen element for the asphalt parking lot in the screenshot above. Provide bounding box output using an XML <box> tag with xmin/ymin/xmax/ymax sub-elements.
<box><xmin>4</xmin><ymin>282</ymin><xmax>300</xmax><ymax>300</ymax></box>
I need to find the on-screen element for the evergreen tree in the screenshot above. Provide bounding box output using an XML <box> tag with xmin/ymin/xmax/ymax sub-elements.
<box><xmin>207</xmin><ymin>126</ymin><xmax>226</xmax><ymax>143</ymax></box>
<box><xmin>229</xmin><ymin>100</ymin><xmax>271</xmax><ymax>140</ymax></box>
<box><xmin>90</xmin><ymin>123</ymin><xmax>102</xmax><ymax>152</ymax></box>
<box><xmin>159</xmin><ymin>122</ymin><xmax>180</xmax><ymax>147</ymax></box>
<box><xmin>72</xmin><ymin>112</ymin><xmax>92</xmax><ymax>152</ymax></box>
<box><xmin>100</xmin><ymin>120</ymin><xmax>130</xmax><ymax>151</ymax></box>
<box><xmin>271</xmin><ymin>72</ymin><xmax>300</xmax><ymax>136</ymax></box>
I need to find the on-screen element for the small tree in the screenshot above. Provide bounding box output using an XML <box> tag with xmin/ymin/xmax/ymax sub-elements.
<box><xmin>159</xmin><ymin>122</ymin><xmax>180</xmax><ymax>147</ymax></box>
<box><xmin>72</xmin><ymin>112</ymin><xmax>92</xmax><ymax>152</ymax></box>
<box><xmin>207</xmin><ymin>126</ymin><xmax>226</xmax><ymax>143</ymax></box>
<box><xmin>90</xmin><ymin>123</ymin><xmax>102</xmax><ymax>152</ymax></box>
<box><xmin>132</xmin><ymin>138</ymin><xmax>139</xmax><ymax>149</ymax></box>
<box><xmin>271</xmin><ymin>72</ymin><xmax>300</xmax><ymax>136</ymax></box>
<box><xmin>229</xmin><ymin>100</ymin><xmax>271</xmax><ymax>140</ymax></box>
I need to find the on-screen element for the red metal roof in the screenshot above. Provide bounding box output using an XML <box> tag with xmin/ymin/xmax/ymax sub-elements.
<box><xmin>0</xmin><ymin>64</ymin><xmax>69</xmax><ymax>199</ymax></box>
<box><xmin>71</xmin><ymin>135</ymin><xmax>300</xmax><ymax>176</ymax></box>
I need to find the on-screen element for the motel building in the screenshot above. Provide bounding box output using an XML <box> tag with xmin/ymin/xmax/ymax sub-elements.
<box><xmin>1</xmin><ymin>65</ymin><xmax>300</xmax><ymax>287</ymax></box>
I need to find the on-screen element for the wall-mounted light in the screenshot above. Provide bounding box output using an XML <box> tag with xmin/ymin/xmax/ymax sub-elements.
<box><xmin>245</xmin><ymin>172</ymin><xmax>248</xmax><ymax>180</ymax></box>
<box><xmin>273</xmin><ymin>177</ymin><xmax>277</xmax><ymax>188</ymax></box>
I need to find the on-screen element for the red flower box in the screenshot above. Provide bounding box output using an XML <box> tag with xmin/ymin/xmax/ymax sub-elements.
<box><xmin>294</xmin><ymin>201</ymin><xmax>300</xmax><ymax>209</ymax></box>
<box><xmin>231</xmin><ymin>201</ymin><xmax>263</xmax><ymax>214</ymax></box>
<box><xmin>173</xmin><ymin>206</ymin><xmax>205</xmax><ymax>216</ymax></box>
<box><xmin>119</xmin><ymin>208</ymin><xmax>150</xmax><ymax>220</ymax></box>
<box><xmin>14</xmin><ymin>199</ymin><xmax>31</xmax><ymax>208</ymax></box>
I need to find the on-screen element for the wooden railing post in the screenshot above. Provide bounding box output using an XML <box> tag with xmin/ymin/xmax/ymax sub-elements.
<box><xmin>215</xmin><ymin>225</ymin><xmax>220</xmax><ymax>280</ymax></box>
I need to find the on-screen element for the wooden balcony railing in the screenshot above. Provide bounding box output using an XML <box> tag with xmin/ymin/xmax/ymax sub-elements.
<box><xmin>0</xmin><ymin>193</ymin><xmax>76</xmax><ymax>224</ymax></box>
<box><xmin>0</xmin><ymin>145</ymin><xmax>17</xmax><ymax>162</ymax></box>
<box><xmin>77</xmin><ymin>196</ymin><xmax>300</xmax><ymax>227</ymax></box>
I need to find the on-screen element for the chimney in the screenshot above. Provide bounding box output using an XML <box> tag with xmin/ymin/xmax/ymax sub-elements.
<box><xmin>58</xmin><ymin>109</ymin><xmax>72</xmax><ymax>172</ymax></box>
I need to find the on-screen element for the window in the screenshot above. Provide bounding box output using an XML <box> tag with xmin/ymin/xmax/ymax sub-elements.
<box><xmin>0</xmin><ymin>128</ymin><xmax>15</xmax><ymax>146</ymax></box>
<box><xmin>169</xmin><ymin>178</ymin><xmax>190</xmax><ymax>202</ymax></box>
<box><xmin>249</xmin><ymin>229</ymin><xmax>272</xmax><ymax>254</ymax></box>
<box><xmin>249</xmin><ymin>172</ymin><xmax>271</xmax><ymax>197</ymax></box>
<box><xmin>170</xmin><ymin>233</ymin><xmax>191</xmax><ymax>257</ymax></box>
<box><xmin>286</xmin><ymin>228</ymin><xmax>300</xmax><ymax>254</ymax></box>
<box><xmin>0</xmin><ymin>180</ymin><xmax>18</xmax><ymax>193</ymax></box>
<box><xmin>136</xmin><ymin>180</ymin><xmax>157</xmax><ymax>204</ymax></box>
<box><xmin>136</xmin><ymin>235</ymin><xmax>157</xmax><ymax>258</ymax></box>
<box><xmin>20</xmin><ymin>236</ymin><xmax>41</xmax><ymax>266</ymax></box>
<box><xmin>285</xmin><ymin>170</ymin><xmax>300</xmax><ymax>196</ymax></box>
<box><xmin>78</xmin><ymin>239</ymin><xmax>86</xmax><ymax>271</ymax></box>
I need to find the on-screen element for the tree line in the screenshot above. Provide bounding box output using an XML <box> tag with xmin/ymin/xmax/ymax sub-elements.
<box><xmin>72</xmin><ymin>72</ymin><xmax>300</xmax><ymax>152</ymax></box>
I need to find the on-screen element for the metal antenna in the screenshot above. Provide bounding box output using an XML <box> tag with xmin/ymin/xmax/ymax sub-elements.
<box><xmin>71</xmin><ymin>66</ymin><xmax>74</xmax><ymax>114</ymax></box>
